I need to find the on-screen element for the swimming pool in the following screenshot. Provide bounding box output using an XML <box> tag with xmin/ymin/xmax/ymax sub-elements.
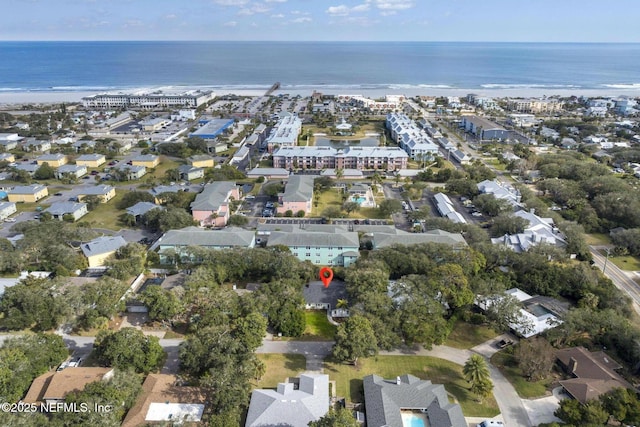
<box><xmin>351</xmin><ymin>196</ymin><xmax>366</xmax><ymax>204</ymax></box>
<box><xmin>401</xmin><ymin>412</ymin><xmax>429</xmax><ymax>427</ymax></box>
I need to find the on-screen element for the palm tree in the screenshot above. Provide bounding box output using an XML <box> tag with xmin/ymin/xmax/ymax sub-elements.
<box><xmin>336</xmin><ymin>299</ymin><xmax>349</xmax><ymax>309</ymax></box>
<box><xmin>335</xmin><ymin>168</ymin><xmax>344</xmax><ymax>180</ymax></box>
<box><xmin>463</xmin><ymin>354</ymin><xmax>493</xmax><ymax>402</ymax></box>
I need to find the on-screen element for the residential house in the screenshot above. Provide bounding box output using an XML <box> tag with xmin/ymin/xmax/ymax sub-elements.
<box><xmin>231</xmin><ymin>145</ymin><xmax>250</xmax><ymax>164</ymax></box>
<box><xmin>149</xmin><ymin>184</ymin><xmax>184</xmax><ymax>204</ymax></box>
<box><xmin>131</xmin><ymin>154</ymin><xmax>160</xmax><ymax>168</ymax></box>
<box><xmin>151</xmin><ymin>227</ymin><xmax>255</xmax><ymax>263</ymax></box>
<box><xmin>0</xmin><ymin>133</ymin><xmax>23</xmax><ymax>151</ymax></box>
<box><xmin>177</xmin><ymin>164</ymin><xmax>204</xmax><ymax>181</ymax></box>
<box><xmin>190</xmin><ymin>181</ymin><xmax>240</xmax><ymax>227</ymax></box>
<box><xmin>139</xmin><ymin>117</ymin><xmax>171</xmax><ymax>132</ymax></box>
<box><xmin>206</xmin><ymin>141</ymin><xmax>228</xmax><ymax>154</ymax></box>
<box><xmin>126</xmin><ymin>202</ymin><xmax>163</xmax><ymax>222</ymax></box>
<box><xmin>303</xmin><ymin>280</ymin><xmax>349</xmax><ymax>318</ymax></box>
<box><xmin>450</xmin><ymin>149</ymin><xmax>472</xmax><ymax>164</ymax></box>
<box><xmin>556</xmin><ymin>347</ymin><xmax>634</xmax><ymax>404</ymax></box>
<box><xmin>7</xmin><ymin>184</ymin><xmax>48</xmax><ymax>203</ymax></box>
<box><xmin>188</xmin><ymin>155</ymin><xmax>215</xmax><ymax>168</ymax></box>
<box><xmin>115</xmin><ymin>164</ymin><xmax>147</xmax><ymax>180</ymax></box>
<box><xmin>23</xmin><ymin>368</ymin><xmax>114</xmax><ymax>404</ymax></box>
<box><xmin>0</xmin><ymin>202</ymin><xmax>17</xmax><ymax>220</ymax></box>
<box><xmin>363</xmin><ymin>374</ymin><xmax>466</xmax><ymax>427</ymax></box>
<box><xmin>13</xmin><ymin>163</ymin><xmax>40</xmax><ymax>175</ymax></box>
<box><xmin>477</xmin><ymin>179</ymin><xmax>522</xmax><ymax>208</ymax></box>
<box><xmin>44</xmin><ymin>202</ymin><xmax>88</xmax><ymax>221</ymax></box>
<box><xmin>479</xmin><ymin>288</ymin><xmax>567</xmax><ymax>338</ymax></box>
<box><xmin>246</xmin><ymin>167</ymin><xmax>290</xmax><ymax>180</ymax></box>
<box><xmin>0</xmin><ymin>153</ymin><xmax>15</xmax><ymax>163</ymax></box>
<box><xmin>75</xmin><ymin>153</ymin><xmax>106</xmax><ymax>168</ymax></box>
<box><xmin>22</xmin><ymin>139</ymin><xmax>51</xmax><ymax>152</ymax></box>
<box><xmin>72</xmin><ymin>139</ymin><xmax>97</xmax><ymax>152</ymax></box>
<box><xmin>36</xmin><ymin>154</ymin><xmax>67</xmax><ymax>167</ymax></box>
<box><xmin>245</xmin><ymin>374</ymin><xmax>329</xmax><ymax>427</ymax></box>
<box><xmin>77</xmin><ymin>185</ymin><xmax>116</xmax><ymax>203</ymax></box>
<box><xmin>55</xmin><ymin>164</ymin><xmax>88</xmax><ymax>179</ymax></box>
<box><xmin>278</xmin><ymin>175</ymin><xmax>314</xmax><ymax>215</ymax></box>
<box><xmin>121</xmin><ymin>374</ymin><xmax>207</xmax><ymax>427</ymax></box>
<box><xmin>266</xmin><ymin>229</ymin><xmax>359</xmax><ymax>266</ymax></box>
<box><xmin>81</xmin><ymin>235</ymin><xmax>127</xmax><ymax>267</ymax></box>
<box><xmin>491</xmin><ymin>209</ymin><xmax>566</xmax><ymax>253</ymax></box>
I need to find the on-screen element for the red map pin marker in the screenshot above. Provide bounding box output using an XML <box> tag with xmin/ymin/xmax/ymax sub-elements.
<box><xmin>319</xmin><ymin>267</ymin><xmax>333</xmax><ymax>288</ymax></box>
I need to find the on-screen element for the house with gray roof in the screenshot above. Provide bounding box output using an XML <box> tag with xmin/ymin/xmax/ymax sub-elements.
<box><xmin>177</xmin><ymin>164</ymin><xmax>204</xmax><ymax>181</ymax></box>
<box><xmin>126</xmin><ymin>202</ymin><xmax>163</xmax><ymax>221</ymax></box>
<box><xmin>246</xmin><ymin>167</ymin><xmax>290</xmax><ymax>180</ymax></box>
<box><xmin>55</xmin><ymin>164</ymin><xmax>88</xmax><ymax>179</ymax></box>
<box><xmin>363</xmin><ymin>374</ymin><xmax>466</xmax><ymax>427</ymax></box>
<box><xmin>152</xmin><ymin>227</ymin><xmax>255</xmax><ymax>263</ymax></box>
<box><xmin>114</xmin><ymin>164</ymin><xmax>147</xmax><ymax>180</ymax></box>
<box><xmin>245</xmin><ymin>374</ymin><xmax>329</xmax><ymax>427</ymax></box>
<box><xmin>81</xmin><ymin>235</ymin><xmax>127</xmax><ymax>268</ymax></box>
<box><xmin>190</xmin><ymin>181</ymin><xmax>240</xmax><ymax>227</ymax></box>
<box><xmin>277</xmin><ymin>175</ymin><xmax>314</xmax><ymax>215</ymax></box>
<box><xmin>266</xmin><ymin>229</ymin><xmax>359</xmax><ymax>266</ymax></box>
<box><xmin>303</xmin><ymin>280</ymin><xmax>349</xmax><ymax>317</ymax></box>
<box><xmin>13</xmin><ymin>163</ymin><xmax>40</xmax><ymax>175</ymax></box>
<box><xmin>373</xmin><ymin>229</ymin><xmax>467</xmax><ymax>249</ymax></box>
<box><xmin>0</xmin><ymin>202</ymin><xmax>17</xmax><ymax>220</ymax></box>
<box><xmin>45</xmin><ymin>202</ymin><xmax>88</xmax><ymax>221</ymax></box>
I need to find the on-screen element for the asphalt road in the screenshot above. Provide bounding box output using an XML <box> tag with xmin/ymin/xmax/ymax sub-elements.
<box><xmin>590</xmin><ymin>245</ymin><xmax>640</xmax><ymax>314</ymax></box>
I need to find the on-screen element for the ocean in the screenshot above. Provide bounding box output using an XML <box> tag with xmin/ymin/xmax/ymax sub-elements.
<box><xmin>0</xmin><ymin>41</ymin><xmax>639</xmax><ymax>94</ymax></box>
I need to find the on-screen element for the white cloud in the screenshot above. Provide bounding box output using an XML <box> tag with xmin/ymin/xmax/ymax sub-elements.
<box><xmin>265</xmin><ymin>0</ymin><xmax>286</xmax><ymax>2</ymax></box>
<box><xmin>367</xmin><ymin>0</ymin><xmax>414</xmax><ymax>11</ymax></box>
<box><xmin>326</xmin><ymin>3</ymin><xmax>370</xmax><ymax>17</ymax></box>
<box><xmin>213</xmin><ymin>0</ymin><xmax>250</xmax><ymax>5</ymax></box>
<box><xmin>164</xmin><ymin>14</ymin><xmax>177</xmax><ymax>19</ymax></box>
<box><xmin>271</xmin><ymin>13</ymin><xmax>285</xmax><ymax>18</ymax></box>
<box><xmin>224</xmin><ymin>20</ymin><xmax>238</xmax><ymax>26</ymax></box>
<box><xmin>291</xmin><ymin>17</ymin><xmax>312</xmax><ymax>23</ymax></box>
<box><xmin>238</xmin><ymin>3</ymin><xmax>271</xmax><ymax>15</ymax></box>
<box><xmin>327</xmin><ymin>5</ymin><xmax>350</xmax><ymax>16</ymax></box>
<box><xmin>380</xmin><ymin>10</ymin><xmax>396</xmax><ymax>16</ymax></box>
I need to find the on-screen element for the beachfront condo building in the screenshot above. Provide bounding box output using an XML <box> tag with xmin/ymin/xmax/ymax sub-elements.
<box><xmin>386</xmin><ymin>113</ymin><xmax>439</xmax><ymax>160</ymax></box>
<box><xmin>82</xmin><ymin>90</ymin><xmax>214</xmax><ymax>109</ymax></box>
<box><xmin>265</xmin><ymin>113</ymin><xmax>302</xmax><ymax>152</ymax></box>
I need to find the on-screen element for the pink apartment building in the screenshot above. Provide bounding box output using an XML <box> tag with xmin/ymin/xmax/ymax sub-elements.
<box><xmin>190</xmin><ymin>181</ymin><xmax>240</xmax><ymax>227</ymax></box>
<box><xmin>277</xmin><ymin>175</ymin><xmax>314</xmax><ymax>215</ymax></box>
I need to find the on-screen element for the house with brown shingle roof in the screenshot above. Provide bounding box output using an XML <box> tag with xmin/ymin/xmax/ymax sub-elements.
<box><xmin>556</xmin><ymin>347</ymin><xmax>634</xmax><ymax>404</ymax></box>
<box><xmin>23</xmin><ymin>368</ymin><xmax>114</xmax><ymax>404</ymax></box>
<box><xmin>121</xmin><ymin>374</ymin><xmax>207</xmax><ymax>427</ymax></box>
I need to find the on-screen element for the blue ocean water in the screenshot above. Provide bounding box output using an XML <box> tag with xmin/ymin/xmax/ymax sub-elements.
<box><xmin>0</xmin><ymin>41</ymin><xmax>639</xmax><ymax>92</ymax></box>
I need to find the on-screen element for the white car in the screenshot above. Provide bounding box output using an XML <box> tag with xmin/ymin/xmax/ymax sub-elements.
<box><xmin>4</xmin><ymin>218</ymin><xmax>16</xmax><ymax>223</ymax></box>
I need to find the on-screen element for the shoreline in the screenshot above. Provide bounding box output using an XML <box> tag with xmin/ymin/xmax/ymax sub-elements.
<box><xmin>0</xmin><ymin>87</ymin><xmax>639</xmax><ymax>107</ymax></box>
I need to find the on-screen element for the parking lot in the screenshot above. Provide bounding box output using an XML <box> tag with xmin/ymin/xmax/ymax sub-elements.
<box><xmin>264</xmin><ymin>218</ymin><xmax>387</xmax><ymax>226</ymax></box>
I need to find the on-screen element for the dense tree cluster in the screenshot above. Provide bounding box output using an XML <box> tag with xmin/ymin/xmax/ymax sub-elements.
<box><xmin>554</xmin><ymin>388</ymin><xmax>640</xmax><ymax>426</ymax></box>
<box><xmin>94</xmin><ymin>328</ymin><xmax>164</xmax><ymax>373</ymax></box>
<box><xmin>0</xmin><ymin>334</ymin><xmax>68</xmax><ymax>402</ymax></box>
<box><xmin>534</xmin><ymin>152</ymin><xmax>640</xmax><ymax>231</ymax></box>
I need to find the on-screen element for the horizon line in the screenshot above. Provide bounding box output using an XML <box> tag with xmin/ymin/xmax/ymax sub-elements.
<box><xmin>1</xmin><ymin>39</ymin><xmax>639</xmax><ymax>44</ymax></box>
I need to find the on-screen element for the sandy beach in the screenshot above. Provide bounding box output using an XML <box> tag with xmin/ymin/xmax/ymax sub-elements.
<box><xmin>0</xmin><ymin>87</ymin><xmax>638</xmax><ymax>108</ymax></box>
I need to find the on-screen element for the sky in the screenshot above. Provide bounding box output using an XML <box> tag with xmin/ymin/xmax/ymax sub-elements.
<box><xmin>2</xmin><ymin>0</ymin><xmax>639</xmax><ymax>42</ymax></box>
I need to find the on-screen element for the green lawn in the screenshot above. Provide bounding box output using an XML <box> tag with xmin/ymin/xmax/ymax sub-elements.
<box><xmin>324</xmin><ymin>355</ymin><xmax>500</xmax><ymax>418</ymax></box>
<box><xmin>608</xmin><ymin>254</ymin><xmax>640</xmax><ymax>271</ymax></box>
<box><xmin>254</xmin><ymin>353</ymin><xmax>307</xmax><ymax>389</ymax></box>
<box><xmin>312</xmin><ymin>188</ymin><xmax>387</xmax><ymax>219</ymax></box>
<box><xmin>585</xmin><ymin>233</ymin><xmax>611</xmax><ymax>245</ymax></box>
<box><xmin>491</xmin><ymin>351</ymin><xmax>553</xmax><ymax>399</ymax></box>
<box><xmin>300</xmin><ymin>311</ymin><xmax>336</xmax><ymax>341</ymax></box>
<box><xmin>445</xmin><ymin>321</ymin><xmax>498</xmax><ymax>349</ymax></box>
<box><xmin>79</xmin><ymin>191</ymin><xmax>128</xmax><ymax>230</ymax></box>
<box><xmin>150</xmin><ymin>157</ymin><xmax>182</xmax><ymax>179</ymax></box>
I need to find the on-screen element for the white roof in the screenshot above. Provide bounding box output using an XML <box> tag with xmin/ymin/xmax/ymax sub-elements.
<box><xmin>145</xmin><ymin>403</ymin><xmax>204</xmax><ymax>422</ymax></box>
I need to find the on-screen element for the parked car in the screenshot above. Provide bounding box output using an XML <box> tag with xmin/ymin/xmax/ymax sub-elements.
<box><xmin>4</xmin><ymin>218</ymin><xmax>16</xmax><ymax>223</ymax></box>
<box><xmin>68</xmin><ymin>357</ymin><xmax>83</xmax><ymax>368</ymax></box>
<box><xmin>478</xmin><ymin>420</ymin><xmax>504</xmax><ymax>427</ymax></box>
<box><xmin>496</xmin><ymin>339</ymin><xmax>513</xmax><ymax>349</ymax></box>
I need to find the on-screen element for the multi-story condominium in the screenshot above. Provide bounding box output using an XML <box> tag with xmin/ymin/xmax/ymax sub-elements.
<box><xmin>507</xmin><ymin>98</ymin><xmax>563</xmax><ymax>114</ymax></box>
<box><xmin>75</xmin><ymin>154</ymin><xmax>106</xmax><ymax>168</ymax></box>
<box><xmin>36</xmin><ymin>154</ymin><xmax>68</xmax><ymax>167</ymax></box>
<box><xmin>55</xmin><ymin>164</ymin><xmax>88</xmax><ymax>179</ymax></box>
<box><xmin>152</xmin><ymin>227</ymin><xmax>255</xmax><ymax>263</ymax></box>
<box><xmin>190</xmin><ymin>181</ymin><xmax>240</xmax><ymax>227</ymax></box>
<box><xmin>265</xmin><ymin>113</ymin><xmax>302</xmax><ymax>152</ymax></box>
<box><xmin>77</xmin><ymin>185</ymin><xmax>116</xmax><ymax>203</ymax></box>
<box><xmin>336</xmin><ymin>94</ymin><xmax>404</xmax><ymax>112</ymax></box>
<box><xmin>267</xmin><ymin>230</ymin><xmax>360</xmax><ymax>267</ymax></box>
<box><xmin>82</xmin><ymin>90</ymin><xmax>214</xmax><ymax>109</ymax></box>
<box><xmin>272</xmin><ymin>146</ymin><xmax>408</xmax><ymax>171</ymax></box>
<box><xmin>460</xmin><ymin>116</ymin><xmax>510</xmax><ymax>141</ymax></box>
<box><xmin>386</xmin><ymin>113</ymin><xmax>439</xmax><ymax>160</ymax></box>
<box><xmin>0</xmin><ymin>202</ymin><xmax>17</xmax><ymax>220</ymax></box>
